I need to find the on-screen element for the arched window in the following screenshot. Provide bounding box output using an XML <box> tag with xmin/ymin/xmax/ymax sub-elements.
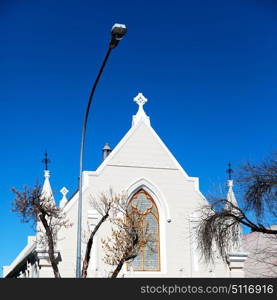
<box><xmin>127</xmin><ymin>189</ymin><xmax>160</xmax><ymax>271</ymax></box>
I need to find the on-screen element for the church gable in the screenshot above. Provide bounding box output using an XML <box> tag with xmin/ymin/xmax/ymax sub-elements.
<box><xmin>106</xmin><ymin>121</ymin><xmax>179</xmax><ymax>170</ymax></box>
<box><xmin>96</xmin><ymin>93</ymin><xmax>189</xmax><ymax>178</ymax></box>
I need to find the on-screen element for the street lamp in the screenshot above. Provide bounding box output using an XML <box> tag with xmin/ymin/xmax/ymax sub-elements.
<box><xmin>76</xmin><ymin>23</ymin><xmax>127</xmax><ymax>278</ymax></box>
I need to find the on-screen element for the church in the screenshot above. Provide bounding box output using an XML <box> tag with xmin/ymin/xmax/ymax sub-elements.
<box><xmin>2</xmin><ymin>93</ymin><xmax>248</xmax><ymax>278</ymax></box>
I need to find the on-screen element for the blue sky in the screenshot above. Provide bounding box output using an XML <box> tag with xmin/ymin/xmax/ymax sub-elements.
<box><xmin>0</xmin><ymin>0</ymin><xmax>276</xmax><ymax>275</ymax></box>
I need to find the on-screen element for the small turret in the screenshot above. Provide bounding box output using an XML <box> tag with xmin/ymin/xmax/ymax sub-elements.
<box><xmin>224</xmin><ymin>163</ymin><xmax>248</xmax><ymax>276</ymax></box>
<box><xmin>37</xmin><ymin>152</ymin><xmax>55</xmax><ymax>251</ymax></box>
<box><xmin>40</xmin><ymin>152</ymin><xmax>55</xmax><ymax>205</ymax></box>
<box><xmin>225</xmin><ymin>162</ymin><xmax>242</xmax><ymax>250</ymax></box>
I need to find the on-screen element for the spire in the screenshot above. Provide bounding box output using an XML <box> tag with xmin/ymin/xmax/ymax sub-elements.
<box><xmin>132</xmin><ymin>92</ymin><xmax>151</xmax><ymax>126</ymax></box>
<box><xmin>225</xmin><ymin>163</ymin><xmax>238</xmax><ymax>207</ymax></box>
<box><xmin>226</xmin><ymin>179</ymin><xmax>238</xmax><ymax>207</ymax></box>
<box><xmin>224</xmin><ymin>164</ymin><xmax>244</xmax><ymax>254</ymax></box>
<box><xmin>40</xmin><ymin>153</ymin><xmax>55</xmax><ymax>205</ymax></box>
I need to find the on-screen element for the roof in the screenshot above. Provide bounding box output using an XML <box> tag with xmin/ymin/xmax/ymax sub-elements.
<box><xmin>3</xmin><ymin>236</ymin><xmax>36</xmax><ymax>277</ymax></box>
<box><xmin>242</xmin><ymin>225</ymin><xmax>277</xmax><ymax>277</ymax></box>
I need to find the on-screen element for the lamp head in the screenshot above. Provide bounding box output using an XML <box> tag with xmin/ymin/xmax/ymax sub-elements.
<box><xmin>110</xmin><ymin>23</ymin><xmax>127</xmax><ymax>49</ymax></box>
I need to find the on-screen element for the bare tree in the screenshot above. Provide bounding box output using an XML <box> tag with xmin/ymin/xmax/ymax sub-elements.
<box><xmin>101</xmin><ymin>198</ymin><xmax>153</xmax><ymax>278</ymax></box>
<box><xmin>81</xmin><ymin>189</ymin><xmax>119</xmax><ymax>278</ymax></box>
<box><xmin>197</xmin><ymin>151</ymin><xmax>277</xmax><ymax>267</ymax></box>
<box><xmin>11</xmin><ymin>185</ymin><xmax>70</xmax><ymax>278</ymax></box>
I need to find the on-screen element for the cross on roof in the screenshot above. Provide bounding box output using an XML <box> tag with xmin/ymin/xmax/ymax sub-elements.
<box><xmin>226</xmin><ymin>162</ymin><xmax>234</xmax><ymax>180</ymax></box>
<box><xmin>134</xmin><ymin>92</ymin><xmax>148</xmax><ymax>107</ymax></box>
<box><xmin>42</xmin><ymin>152</ymin><xmax>51</xmax><ymax>171</ymax></box>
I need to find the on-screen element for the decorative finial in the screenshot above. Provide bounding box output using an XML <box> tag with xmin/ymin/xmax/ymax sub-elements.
<box><xmin>132</xmin><ymin>92</ymin><xmax>151</xmax><ymax>126</ymax></box>
<box><xmin>60</xmin><ymin>187</ymin><xmax>69</xmax><ymax>208</ymax></box>
<box><xmin>134</xmin><ymin>92</ymin><xmax>148</xmax><ymax>108</ymax></box>
<box><xmin>226</xmin><ymin>162</ymin><xmax>233</xmax><ymax>180</ymax></box>
<box><xmin>42</xmin><ymin>151</ymin><xmax>51</xmax><ymax>171</ymax></box>
<box><xmin>60</xmin><ymin>187</ymin><xmax>69</xmax><ymax>197</ymax></box>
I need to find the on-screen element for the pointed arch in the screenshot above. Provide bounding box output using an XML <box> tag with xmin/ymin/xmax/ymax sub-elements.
<box><xmin>127</xmin><ymin>189</ymin><xmax>160</xmax><ymax>271</ymax></box>
<box><xmin>125</xmin><ymin>178</ymin><xmax>168</xmax><ymax>274</ymax></box>
<box><xmin>126</xmin><ymin>177</ymin><xmax>171</xmax><ymax>222</ymax></box>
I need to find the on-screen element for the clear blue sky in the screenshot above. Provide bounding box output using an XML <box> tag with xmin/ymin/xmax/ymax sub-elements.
<box><xmin>1</xmin><ymin>0</ymin><xmax>276</xmax><ymax>276</ymax></box>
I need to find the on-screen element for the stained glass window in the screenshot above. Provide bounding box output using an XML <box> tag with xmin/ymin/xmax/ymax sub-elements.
<box><xmin>127</xmin><ymin>189</ymin><xmax>160</xmax><ymax>271</ymax></box>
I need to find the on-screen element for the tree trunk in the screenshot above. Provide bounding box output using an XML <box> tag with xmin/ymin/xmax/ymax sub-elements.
<box><xmin>39</xmin><ymin>214</ymin><xmax>61</xmax><ymax>278</ymax></box>
<box><xmin>111</xmin><ymin>254</ymin><xmax>137</xmax><ymax>278</ymax></box>
<box><xmin>111</xmin><ymin>259</ymin><xmax>124</xmax><ymax>278</ymax></box>
<box><xmin>81</xmin><ymin>213</ymin><xmax>109</xmax><ymax>278</ymax></box>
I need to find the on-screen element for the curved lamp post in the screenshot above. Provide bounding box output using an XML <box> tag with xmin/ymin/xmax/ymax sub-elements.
<box><xmin>76</xmin><ymin>24</ymin><xmax>127</xmax><ymax>278</ymax></box>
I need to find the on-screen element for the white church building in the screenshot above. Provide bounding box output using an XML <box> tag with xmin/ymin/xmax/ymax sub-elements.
<box><xmin>3</xmin><ymin>93</ymin><xmax>248</xmax><ymax>278</ymax></box>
